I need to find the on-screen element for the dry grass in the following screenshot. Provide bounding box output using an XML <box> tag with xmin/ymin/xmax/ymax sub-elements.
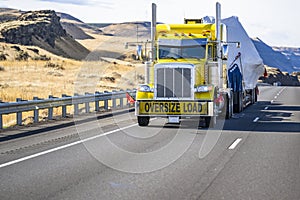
<box><xmin>0</xmin><ymin>60</ymin><xmax>80</xmax><ymax>101</ymax></box>
<box><xmin>0</xmin><ymin>57</ymin><xmax>143</xmax><ymax>128</ymax></box>
<box><xmin>0</xmin><ymin>59</ymin><xmax>78</xmax><ymax>127</ymax></box>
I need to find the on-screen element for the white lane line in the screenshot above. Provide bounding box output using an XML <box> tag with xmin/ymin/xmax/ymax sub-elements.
<box><xmin>271</xmin><ymin>100</ymin><xmax>274</xmax><ymax>104</ymax></box>
<box><xmin>228</xmin><ymin>138</ymin><xmax>242</xmax><ymax>150</ymax></box>
<box><xmin>274</xmin><ymin>96</ymin><xmax>277</xmax><ymax>99</ymax></box>
<box><xmin>264</xmin><ymin>106</ymin><xmax>269</xmax><ymax>110</ymax></box>
<box><xmin>0</xmin><ymin>123</ymin><xmax>138</xmax><ymax>169</ymax></box>
<box><xmin>253</xmin><ymin>117</ymin><xmax>259</xmax><ymax>122</ymax></box>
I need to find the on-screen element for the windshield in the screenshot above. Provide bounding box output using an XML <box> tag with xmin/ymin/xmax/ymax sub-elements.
<box><xmin>158</xmin><ymin>38</ymin><xmax>207</xmax><ymax>60</ymax></box>
<box><xmin>159</xmin><ymin>45</ymin><xmax>206</xmax><ymax>59</ymax></box>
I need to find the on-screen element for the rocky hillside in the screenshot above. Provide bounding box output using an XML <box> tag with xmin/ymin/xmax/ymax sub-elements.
<box><xmin>273</xmin><ymin>46</ymin><xmax>300</xmax><ymax>71</ymax></box>
<box><xmin>0</xmin><ymin>8</ymin><xmax>21</xmax><ymax>22</ymax></box>
<box><xmin>0</xmin><ymin>10</ymin><xmax>89</xmax><ymax>60</ymax></box>
<box><xmin>251</xmin><ymin>37</ymin><xmax>297</xmax><ymax>73</ymax></box>
<box><xmin>252</xmin><ymin>37</ymin><xmax>300</xmax><ymax>86</ymax></box>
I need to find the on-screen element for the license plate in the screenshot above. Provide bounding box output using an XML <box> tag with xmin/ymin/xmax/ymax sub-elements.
<box><xmin>168</xmin><ymin>116</ymin><xmax>180</xmax><ymax>123</ymax></box>
<box><xmin>138</xmin><ymin>101</ymin><xmax>208</xmax><ymax>115</ymax></box>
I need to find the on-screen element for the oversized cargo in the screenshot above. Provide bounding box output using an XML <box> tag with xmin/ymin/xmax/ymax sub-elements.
<box><xmin>223</xmin><ymin>16</ymin><xmax>264</xmax><ymax>90</ymax></box>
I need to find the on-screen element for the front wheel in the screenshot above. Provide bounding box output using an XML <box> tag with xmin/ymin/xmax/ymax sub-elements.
<box><xmin>204</xmin><ymin>116</ymin><xmax>216</xmax><ymax>128</ymax></box>
<box><xmin>137</xmin><ymin>116</ymin><xmax>150</xmax><ymax>126</ymax></box>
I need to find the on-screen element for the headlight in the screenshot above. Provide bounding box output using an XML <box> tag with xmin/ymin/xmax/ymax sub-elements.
<box><xmin>195</xmin><ymin>85</ymin><xmax>212</xmax><ymax>93</ymax></box>
<box><xmin>138</xmin><ymin>85</ymin><xmax>152</xmax><ymax>92</ymax></box>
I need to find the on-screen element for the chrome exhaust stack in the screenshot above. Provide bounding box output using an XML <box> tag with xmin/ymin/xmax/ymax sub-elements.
<box><xmin>216</xmin><ymin>2</ymin><xmax>223</xmax><ymax>89</ymax></box>
<box><xmin>145</xmin><ymin>3</ymin><xmax>156</xmax><ymax>84</ymax></box>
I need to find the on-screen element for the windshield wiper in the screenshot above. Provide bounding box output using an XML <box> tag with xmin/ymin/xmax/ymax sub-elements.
<box><xmin>188</xmin><ymin>56</ymin><xmax>201</xmax><ymax>60</ymax></box>
<box><xmin>162</xmin><ymin>56</ymin><xmax>178</xmax><ymax>60</ymax></box>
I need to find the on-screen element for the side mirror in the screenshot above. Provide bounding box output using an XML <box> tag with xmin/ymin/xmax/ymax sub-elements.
<box><xmin>221</xmin><ymin>44</ymin><xmax>228</xmax><ymax>60</ymax></box>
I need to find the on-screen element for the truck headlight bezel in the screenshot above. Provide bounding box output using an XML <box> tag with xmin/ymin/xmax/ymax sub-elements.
<box><xmin>194</xmin><ymin>85</ymin><xmax>213</xmax><ymax>93</ymax></box>
<box><xmin>138</xmin><ymin>84</ymin><xmax>153</xmax><ymax>92</ymax></box>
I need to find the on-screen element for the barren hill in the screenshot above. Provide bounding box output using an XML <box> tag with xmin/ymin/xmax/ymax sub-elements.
<box><xmin>101</xmin><ymin>21</ymin><xmax>151</xmax><ymax>38</ymax></box>
<box><xmin>57</xmin><ymin>12</ymin><xmax>103</xmax><ymax>40</ymax></box>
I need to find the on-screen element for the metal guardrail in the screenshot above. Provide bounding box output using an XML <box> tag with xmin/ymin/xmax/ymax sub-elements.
<box><xmin>0</xmin><ymin>90</ymin><xmax>136</xmax><ymax>129</ymax></box>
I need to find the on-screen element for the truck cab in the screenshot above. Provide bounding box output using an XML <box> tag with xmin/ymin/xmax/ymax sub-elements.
<box><xmin>135</xmin><ymin>19</ymin><xmax>228</xmax><ymax>127</ymax></box>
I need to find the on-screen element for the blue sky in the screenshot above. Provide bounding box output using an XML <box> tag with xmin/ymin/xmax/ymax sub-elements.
<box><xmin>1</xmin><ymin>0</ymin><xmax>299</xmax><ymax>47</ymax></box>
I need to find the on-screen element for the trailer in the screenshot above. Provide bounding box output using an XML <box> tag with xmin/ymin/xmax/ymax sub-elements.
<box><xmin>223</xmin><ymin>16</ymin><xmax>264</xmax><ymax>111</ymax></box>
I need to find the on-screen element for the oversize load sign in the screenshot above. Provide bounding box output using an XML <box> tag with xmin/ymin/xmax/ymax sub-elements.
<box><xmin>139</xmin><ymin>101</ymin><xmax>208</xmax><ymax>115</ymax></box>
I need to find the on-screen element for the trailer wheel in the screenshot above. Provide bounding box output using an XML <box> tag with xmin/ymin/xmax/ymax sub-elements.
<box><xmin>233</xmin><ymin>91</ymin><xmax>243</xmax><ymax>113</ymax></box>
<box><xmin>250</xmin><ymin>89</ymin><xmax>256</xmax><ymax>104</ymax></box>
<box><xmin>137</xmin><ymin>116</ymin><xmax>150</xmax><ymax>126</ymax></box>
<box><xmin>239</xmin><ymin>91</ymin><xmax>244</xmax><ymax>112</ymax></box>
<box><xmin>254</xmin><ymin>87</ymin><xmax>258</xmax><ymax>102</ymax></box>
<box><xmin>226</xmin><ymin>93</ymin><xmax>233</xmax><ymax>119</ymax></box>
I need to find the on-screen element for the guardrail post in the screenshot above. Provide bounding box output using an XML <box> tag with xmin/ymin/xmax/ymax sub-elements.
<box><xmin>33</xmin><ymin>97</ymin><xmax>39</xmax><ymax>123</ymax></box>
<box><xmin>95</xmin><ymin>91</ymin><xmax>101</xmax><ymax>111</ymax></box>
<box><xmin>48</xmin><ymin>95</ymin><xmax>53</xmax><ymax>120</ymax></box>
<box><xmin>16</xmin><ymin>98</ymin><xmax>22</xmax><ymax>126</ymax></box>
<box><xmin>120</xmin><ymin>97</ymin><xmax>124</xmax><ymax>108</ymax></box>
<box><xmin>85</xmin><ymin>92</ymin><xmax>90</xmax><ymax>113</ymax></box>
<box><xmin>112</xmin><ymin>90</ymin><xmax>116</xmax><ymax>108</ymax></box>
<box><xmin>62</xmin><ymin>94</ymin><xmax>67</xmax><ymax>118</ymax></box>
<box><xmin>74</xmin><ymin>93</ymin><xmax>79</xmax><ymax>115</ymax></box>
<box><xmin>119</xmin><ymin>90</ymin><xmax>124</xmax><ymax>108</ymax></box>
<box><xmin>104</xmin><ymin>91</ymin><xmax>109</xmax><ymax>111</ymax></box>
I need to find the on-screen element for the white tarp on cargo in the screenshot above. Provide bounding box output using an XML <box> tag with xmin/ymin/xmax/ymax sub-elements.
<box><xmin>222</xmin><ymin>16</ymin><xmax>264</xmax><ymax>89</ymax></box>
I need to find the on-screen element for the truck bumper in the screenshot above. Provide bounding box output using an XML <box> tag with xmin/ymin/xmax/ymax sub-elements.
<box><xmin>135</xmin><ymin>100</ymin><xmax>214</xmax><ymax>117</ymax></box>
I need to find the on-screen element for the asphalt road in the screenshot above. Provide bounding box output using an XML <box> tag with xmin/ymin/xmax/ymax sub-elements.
<box><xmin>0</xmin><ymin>86</ymin><xmax>299</xmax><ymax>200</ymax></box>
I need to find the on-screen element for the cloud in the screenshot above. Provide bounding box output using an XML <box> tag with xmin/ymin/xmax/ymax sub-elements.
<box><xmin>38</xmin><ymin>0</ymin><xmax>112</xmax><ymax>7</ymax></box>
<box><xmin>39</xmin><ymin>0</ymin><xmax>89</xmax><ymax>5</ymax></box>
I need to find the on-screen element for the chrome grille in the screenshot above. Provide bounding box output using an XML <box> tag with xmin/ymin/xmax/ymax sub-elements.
<box><xmin>155</xmin><ymin>64</ymin><xmax>193</xmax><ymax>99</ymax></box>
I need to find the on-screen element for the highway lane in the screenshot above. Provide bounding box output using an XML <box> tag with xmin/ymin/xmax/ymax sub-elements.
<box><xmin>198</xmin><ymin>86</ymin><xmax>300</xmax><ymax>199</ymax></box>
<box><xmin>0</xmin><ymin>86</ymin><xmax>299</xmax><ymax>200</ymax></box>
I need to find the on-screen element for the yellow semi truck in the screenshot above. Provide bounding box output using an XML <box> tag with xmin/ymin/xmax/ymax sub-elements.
<box><xmin>135</xmin><ymin>2</ymin><xmax>264</xmax><ymax>127</ymax></box>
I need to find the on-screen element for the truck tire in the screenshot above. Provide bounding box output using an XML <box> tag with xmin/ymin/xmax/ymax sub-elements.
<box><xmin>254</xmin><ymin>87</ymin><xmax>258</xmax><ymax>102</ymax></box>
<box><xmin>226</xmin><ymin>93</ymin><xmax>233</xmax><ymax>119</ymax></box>
<box><xmin>233</xmin><ymin>91</ymin><xmax>243</xmax><ymax>113</ymax></box>
<box><xmin>137</xmin><ymin>116</ymin><xmax>150</xmax><ymax>126</ymax></box>
<box><xmin>204</xmin><ymin>116</ymin><xmax>216</xmax><ymax>128</ymax></box>
<box><xmin>250</xmin><ymin>89</ymin><xmax>256</xmax><ymax>104</ymax></box>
